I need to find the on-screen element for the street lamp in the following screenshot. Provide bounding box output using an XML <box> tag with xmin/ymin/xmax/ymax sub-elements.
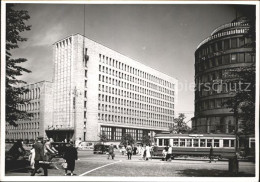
<box><xmin>70</xmin><ymin>86</ymin><xmax>81</xmax><ymax>142</ymax></box>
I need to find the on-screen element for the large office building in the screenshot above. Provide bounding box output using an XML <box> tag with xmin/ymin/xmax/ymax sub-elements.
<box><xmin>193</xmin><ymin>17</ymin><xmax>255</xmax><ymax>134</ymax></box>
<box><xmin>48</xmin><ymin>34</ymin><xmax>178</xmax><ymax>143</ymax></box>
<box><xmin>5</xmin><ymin>81</ymin><xmax>53</xmax><ymax>140</ymax></box>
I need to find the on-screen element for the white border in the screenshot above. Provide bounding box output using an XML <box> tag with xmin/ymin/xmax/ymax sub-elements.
<box><xmin>1</xmin><ymin>1</ymin><xmax>259</xmax><ymax>182</ymax></box>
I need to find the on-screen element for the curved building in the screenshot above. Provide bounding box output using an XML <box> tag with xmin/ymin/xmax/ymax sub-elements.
<box><xmin>193</xmin><ymin>17</ymin><xmax>255</xmax><ymax>134</ymax></box>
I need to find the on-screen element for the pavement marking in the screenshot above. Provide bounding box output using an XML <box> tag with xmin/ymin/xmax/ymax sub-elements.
<box><xmin>79</xmin><ymin>160</ymin><xmax>122</xmax><ymax>176</ymax></box>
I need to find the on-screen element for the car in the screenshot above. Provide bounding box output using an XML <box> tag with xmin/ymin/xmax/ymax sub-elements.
<box><xmin>93</xmin><ymin>144</ymin><xmax>109</xmax><ymax>154</ymax></box>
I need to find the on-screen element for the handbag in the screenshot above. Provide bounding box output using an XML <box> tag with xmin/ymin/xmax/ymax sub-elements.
<box><xmin>61</xmin><ymin>162</ymin><xmax>67</xmax><ymax>169</ymax></box>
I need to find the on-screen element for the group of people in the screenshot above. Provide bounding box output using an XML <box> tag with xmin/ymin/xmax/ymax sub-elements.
<box><xmin>162</xmin><ymin>145</ymin><xmax>173</xmax><ymax>161</ymax></box>
<box><xmin>28</xmin><ymin>136</ymin><xmax>78</xmax><ymax>176</ymax></box>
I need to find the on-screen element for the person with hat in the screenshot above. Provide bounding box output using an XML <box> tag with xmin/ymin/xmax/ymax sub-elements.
<box><xmin>31</xmin><ymin>137</ymin><xmax>48</xmax><ymax>176</ymax></box>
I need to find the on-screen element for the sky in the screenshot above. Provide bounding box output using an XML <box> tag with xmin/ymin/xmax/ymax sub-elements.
<box><xmin>10</xmin><ymin>3</ymin><xmax>246</xmax><ymax>125</ymax></box>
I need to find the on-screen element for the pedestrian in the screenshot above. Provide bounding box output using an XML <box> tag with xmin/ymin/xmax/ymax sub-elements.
<box><xmin>75</xmin><ymin>137</ymin><xmax>82</xmax><ymax>150</ymax></box>
<box><xmin>107</xmin><ymin>144</ymin><xmax>115</xmax><ymax>160</ymax></box>
<box><xmin>31</xmin><ymin>137</ymin><xmax>48</xmax><ymax>176</ymax></box>
<box><xmin>126</xmin><ymin>144</ymin><xmax>133</xmax><ymax>160</ymax></box>
<box><xmin>29</xmin><ymin>144</ymin><xmax>36</xmax><ymax>171</ymax></box>
<box><xmin>63</xmin><ymin>141</ymin><xmax>78</xmax><ymax>176</ymax></box>
<box><xmin>209</xmin><ymin>145</ymin><xmax>214</xmax><ymax>163</ymax></box>
<box><xmin>145</xmin><ymin>144</ymin><xmax>151</xmax><ymax>161</ymax></box>
<box><xmin>162</xmin><ymin>147</ymin><xmax>167</xmax><ymax>161</ymax></box>
<box><xmin>133</xmin><ymin>146</ymin><xmax>137</xmax><ymax>155</ymax></box>
<box><xmin>121</xmin><ymin>146</ymin><xmax>126</xmax><ymax>155</ymax></box>
<box><xmin>166</xmin><ymin>145</ymin><xmax>172</xmax><ymax>161</ymax></box>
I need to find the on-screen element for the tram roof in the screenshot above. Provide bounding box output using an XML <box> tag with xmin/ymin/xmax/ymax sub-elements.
<box><xmin>155</xmin><ymin>133</ymin><xmax>236</xmax><ymax>138</ymax></box>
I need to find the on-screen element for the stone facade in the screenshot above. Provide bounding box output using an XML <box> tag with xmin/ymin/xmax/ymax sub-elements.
<box><xmin>6</xmin><ymin>81</ymin><xmax>53</xmax><ymax>140</ymax></box>
<box><xmin>52</xmin><ymin>34</ymin><xmax>178</xmax><ymax>142</ymax></box>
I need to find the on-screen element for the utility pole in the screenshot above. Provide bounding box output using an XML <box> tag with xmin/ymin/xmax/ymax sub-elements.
<box><xmin>71</xmin><ymin>86</ymin><xmax>81</xmax><ymax>142</ymax></box>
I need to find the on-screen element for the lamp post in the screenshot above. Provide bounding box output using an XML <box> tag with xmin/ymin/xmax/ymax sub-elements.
<box><xmin>70</xmin><ymin>86</ymin><xmax>81</xmax><ymax>142</ymax></box>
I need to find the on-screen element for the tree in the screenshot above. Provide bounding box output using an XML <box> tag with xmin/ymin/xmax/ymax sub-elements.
<box><xmin>169</xmin><ymin>113</ymin><xmax>191</xmax><ymax>134</ymax></box>
<box><xmin>141</xmin><ymin>135</ymin><xmax>151</xmax><ymax>145</ymax></box>
<box><xmin>98</xmin><ymin>131</ymin><xmax>108</xmax><ymax>144</ymax></box>
<box><xmin>224</xmin><ymin>65</ymin><xmax>255</xmax><ymax>135</ymax></box>
<box><xmin>120</xmin><ymin>134</ymin><xmax>135</xmax><ymax>146</ymax></box>
<box><xmin>6</xmin><ymin>4</ymin><xmax>32</xmax><ymax>126</ymax></box>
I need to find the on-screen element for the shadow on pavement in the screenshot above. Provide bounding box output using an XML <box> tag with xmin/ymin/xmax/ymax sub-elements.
<box><xmin>176</xmin><ymin>169</ymin><xmax>255</xmax><ymax>177</ymax></box>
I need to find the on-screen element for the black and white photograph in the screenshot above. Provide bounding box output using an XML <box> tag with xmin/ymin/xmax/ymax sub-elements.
<box><xmin>0</xmin><ymin>1</ymin><xmax>259</xmax><ymax>181</ymax></box>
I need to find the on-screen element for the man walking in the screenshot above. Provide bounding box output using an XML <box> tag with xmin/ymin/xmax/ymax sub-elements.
<box><xmin>166</xmin><ymin>145</ymin><xmax>172</xmax><ymax>161</ymax></box>
<box><xmin>31</xmin><ymin>137</ymin><xmax>48</xmax><ymax>176</ymax></box>
<box><xmin>107</xmin><ymin>144</ymin><xmax>115</xmax><ymax>160</ymax></box>
<box><xmin>126</xmin><ymin>144</ymin><xmax>133</xmax><ymax>160</ymax></box>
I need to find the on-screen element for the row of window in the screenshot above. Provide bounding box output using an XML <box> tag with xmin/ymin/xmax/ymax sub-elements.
<box><xmin>99</xmin><ymin>54</ymin><xmax>174</xmax><ymax>89</ymax></box>
<box><xmin>197</xmin><ymin>36</ymin><xmax>253</xmax><ymax>58</ymax></box>
<box><xmin>98</xmin><ymin>103</ymin><xmax>174</xmax><ymax>116</ymax></box>
<box><xmin>101</xmin><ymin>126</ymin><xmax>145</xmax><ymax>141</ymax></box>
<box><xmin>98</xmin><ymin>113</ymin><xmax>173</xmax><ymax>127</ymax></box>
<box><xmin>195</xmin><ymin>98</ymin><xmax>230</xmax><ymax>111</ymax></box>
<box><xmin>98</xmin><ymin>83</ymin><xmax>174</xmax><ymax>103</ymax></box>
<box><xmin>99</xmin><ymin>65</ymin><xmax>174</xmax><ymax>95</ymax></box>
<box><xmin>157</xmin><ymin>138</ymin><xmax>235</xmax><ymax>148</ymax></box>
<box><xmin>7</xmin><ymin>122</ymin><xmax>40</xmax><ymax>130</ymax></box>
<box><xmin>19</xmin><ymin>88</ymin><xmax>41</xmax><ymax>100</ymax></box>
<box><xmin>196</xmin><ymin>52</ymin><xmax>255</xmax><ymax>72</ymax></box>
<box><xmin>17</xmin><ymin>102</ymin><xmax>40</xmax><ymax>112</ymax></box>
<box><xmin>6</xmin><ymin>131</ymin><xmax>40</xmax><ymax>140</ymax></box>
<box><xmin>98</xmin><ymin>94</ymin><xmax>174</xmax><ymax>111</ymax></box>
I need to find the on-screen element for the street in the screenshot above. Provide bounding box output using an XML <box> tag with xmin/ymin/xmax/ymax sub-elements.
<box><xmin>5</xmin><ymin>150</ymin><xmax>255</xmax><ymax>177</ymax></box>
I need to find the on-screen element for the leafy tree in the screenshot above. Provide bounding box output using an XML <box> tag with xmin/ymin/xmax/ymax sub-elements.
<box><xmin>98</xmin><ymin>131</ymin><xmax>108</xmax><ymax>144</ymax></box>
<box><xmin>6</xmin><ymin>4</ymin><xmax>32</xmax><ymax>126</ymax></box>
<box><xmin>169</xmin><ymin>113</ymin><xmax>191</xmax><ymax>134</ymax></box>
<box><xmin>120</xmin><ymin>134</ymin><xmax>135</xmax><ymax>146</ymax></box>
<box><xmin>224</xmin><ymin>65</ymin><xmax>255</xmax><ymax>135</ymax></box>
<box><xmin>141</xmin><ymin>135</ymin><xmax>151</xmax><ymax>145</ymax></box>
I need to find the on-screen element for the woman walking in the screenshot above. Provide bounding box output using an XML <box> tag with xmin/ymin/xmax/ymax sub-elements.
<box><xmin>145</xmin><ymin>144</ymin><xmax>151</xmax><ymax>161</ymax></box>
<box><xmin>63</xmin><ymin>141</ymin><xmax>78</xmax><ymax>176</ymax></box>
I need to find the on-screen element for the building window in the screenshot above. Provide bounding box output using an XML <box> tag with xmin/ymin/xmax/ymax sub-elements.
<box><xmin>231</xmin><ymin>38</ymin><xmax>237</xmax><ymax>48</ymax></box>
<box><xmin>239</xmin><ymin>37</ymin><xmax>245</xmax><ymax>47</ymax></box>
<box><xmin>238</xmin><ymin>53</ymin><xmax>245</xmax><ymax>63</ymax></box>
<box><xmin>231</xmin><ymin>54</ymin><xmax>237</xmax><ymax>63</ymax></box>
<box><xmin>224</xmin><ymin>39</ymin><xmax>230</xmax><ymax>50</ymax></box>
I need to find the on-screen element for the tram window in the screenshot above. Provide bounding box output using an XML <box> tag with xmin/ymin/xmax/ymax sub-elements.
<box><xmin>230</xmin><ymin>140</ymin><xmax>235</xmax><ymax>147</ymax></box>
<box><xmin>186</xmin><ymin>139</ymin><xmax>192</xmax><ymax>147</ymax></box>
<box><xmin>200</xmin><ymin>139</ymin><xmax>206</xmax><ymax>147</ymax></box>
<box><xmin>159</xmin><ymin>139</ymin><xmax>163</xmax><ymax>146</ymax></box>
<box><xmin>164</xmin><ymin>139</ymin><xmax>169</xmax><ymax>146</ymax></box>
<box><xmin>173</xmin><ymin>139</ymin><xmax>178</xmax><ymax>147</ymax></box>
<box><xmin>214</xmin><ymin>139</ymin><xmax>220</xmax><ymax>147</ymax></box>
<box><xmin>207</xmin><ymin>139</ymin><xmax>213</xmax><ymax>147</ymax></box>
<box><xmin>180</xmin><ymin>139</ymin><xmax>185</xmax><ymax>147</ymax></box>
<box><xmin>193</xmin><ymin>139</ymin><xmax>199</xmax><ymax>147</ymax></box>
<box><xmin>223</xmin><ymin>140</ymin><xmax>229</xmax><ymax>147</ymax></box>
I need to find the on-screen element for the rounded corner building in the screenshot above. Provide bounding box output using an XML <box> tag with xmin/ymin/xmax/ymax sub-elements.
<box><xmin>193</xmin><ymin>17</ymin><xmax>255</xmax><ymax>134</ymax></box>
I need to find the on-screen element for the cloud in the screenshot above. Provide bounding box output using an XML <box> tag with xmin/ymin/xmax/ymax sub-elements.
<box><xmin>30</xmin><ymin>23</ymin><xmax>65</xmax><ymax>47</ymax></box>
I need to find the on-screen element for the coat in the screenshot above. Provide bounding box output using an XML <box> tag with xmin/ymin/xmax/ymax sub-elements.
<box><xmin>34</xmin><ymin>142</ymin><xmax>45</xmax><ymax>161</ymax></box>
<box><xmin>64</xmin><ymin>146</ymin><xmax>78</xmax><ymax>162</ymax></box>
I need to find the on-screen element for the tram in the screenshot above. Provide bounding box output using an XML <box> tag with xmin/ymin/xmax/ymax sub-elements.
<box><xmin>153</xmin><ymin>133</ymin><xmax>237</xmax><ymax>159</ymax></box>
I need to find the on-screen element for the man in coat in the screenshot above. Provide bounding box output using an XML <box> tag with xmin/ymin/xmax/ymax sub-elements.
<box><xmin>107</xmin><ymin>144</ymin><xmax>115</xmax><ymax>160</ymax></box>
<box><xmin>31</xmin><ymin>137</ymin><xmax>48</xmax><ymax>176</ymax></box>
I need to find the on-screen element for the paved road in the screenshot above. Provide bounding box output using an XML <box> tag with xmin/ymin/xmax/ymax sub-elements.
<box><xmin>5</xmin><ymin>150</ymin><xmax>255</xmax><ymax>177</ymax></box>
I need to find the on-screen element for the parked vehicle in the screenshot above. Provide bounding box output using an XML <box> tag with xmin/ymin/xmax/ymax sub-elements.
<box><xmin>93</xmin><ymin>144</ymin><xmax>109</xmax><ymax>154</ymax></box>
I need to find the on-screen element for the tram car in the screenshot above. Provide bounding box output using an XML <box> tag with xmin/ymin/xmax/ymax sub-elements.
<box><xmin>153</xmin><ymin>133</ymin><xmax>237</xmax><ymax>159</ymax></box>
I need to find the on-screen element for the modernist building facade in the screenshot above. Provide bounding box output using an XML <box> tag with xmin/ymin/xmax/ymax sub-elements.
<box><xmin>193</xmin><ymin>17</ymin><xmax>255</xmax><ymax>134</ymax></box>
<box><xmin>6</xmin><ymin>81</ymin><xmax>53</xmax><ymax>140</ymax></box>
<box><xmin>49</xmin><ymin>34</ymin><xmax>178</xmax><ymax>143</ymax></box>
